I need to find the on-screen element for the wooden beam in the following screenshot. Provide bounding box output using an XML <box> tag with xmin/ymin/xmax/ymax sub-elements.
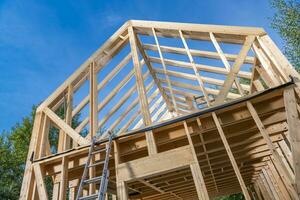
<box><xmin>284</xmin><ymin>87</ymin><xmax>300</xmax><ymax>197</ymax></box>
<box><xmin>130</xmin><ymin>20</ymin><xmax>266</xmax><ymax>36</ymax></box>
<box><xmin>116</xmin><ymin>145</ymin><xmax>194</xmax><ymax>182</ymax></box>
<box><xmin>212</xmin><ymin>112</ymin><xmax>251</xmax><ymax>200</ymax></box>
<box><xmin>214</xmin><ymin>35</ymin><xmax>255</xmax><ymax>104</ymax></box>
<box><xmin>129</xmin><ymin>26</ymin><xmax>157</xmax><ymax>155</ymax></box>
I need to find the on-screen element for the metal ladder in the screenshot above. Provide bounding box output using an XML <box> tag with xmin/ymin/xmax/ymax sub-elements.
<box><xmin>76</xmin><ymin>131</ymin><xmax>113</xmax><ymax>200</ymax></box>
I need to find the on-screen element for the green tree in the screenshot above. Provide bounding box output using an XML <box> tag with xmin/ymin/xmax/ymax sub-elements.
<box><xmin>0</xmin><ymin>107</ymin><xmax>36</xmax><ymax>199</ymax></box>
<box><xmin>0</xmin><ymin>105</ymin><xmax>82</xmax><ymax>199</ymax></box>
<box><xmin>271</xmin><ymin>0</ymin><xmax>300</xmax><ymax>71</ymax></box>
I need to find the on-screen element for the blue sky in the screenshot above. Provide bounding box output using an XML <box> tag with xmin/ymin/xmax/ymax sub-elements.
<box><xmin>0</xmin><ymin>0</ymin><xmax>284</xmax><ymax>131</ymax></box>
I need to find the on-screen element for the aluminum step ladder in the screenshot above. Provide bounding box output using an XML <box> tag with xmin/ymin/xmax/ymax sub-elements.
<box><xmin>76</xmin><ymin>131</ymin><xmax>113</xmax><ymax>200</ymax></box>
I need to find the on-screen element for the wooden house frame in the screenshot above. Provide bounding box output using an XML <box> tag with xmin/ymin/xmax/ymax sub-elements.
<box><xmin>20</xmin><ymin>20</ymin><xmax>300</xmax><ymax>199</ymax></box>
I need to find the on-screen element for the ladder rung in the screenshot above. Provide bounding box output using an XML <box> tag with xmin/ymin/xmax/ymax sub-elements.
<box><xmin>92</xmin><ymin>148</ymin><xmax>106</xmax><ymax>155</ymax></box>
<box><xmin>78</xmin><ymin>193</ymin><xmax>98</xmax><ymax>200</ymax></box>
<box><xmin>83</xmin><ymin>176</ymin><xmax>102</xmax><ymax>184</ymax></box>
<box><xmin>89</xmin><ymin>160</ymin><xmax>105</xmax><ymax>168</ymax></box>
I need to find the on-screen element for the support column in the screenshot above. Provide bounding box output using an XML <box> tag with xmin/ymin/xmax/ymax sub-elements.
<box><xmin>59</xmin><ymin>85</ymin><xmax>73</xmax><ymax>200</ymax></box>
<box><xmin>89</xmin><ymin>61</ymin><xmax>98</xmax><ymax>194</ymax></box>
<box><xmin>117</xmin><ymin>181</ymin><xmax>128</xmax><ymax>200</ymax></box>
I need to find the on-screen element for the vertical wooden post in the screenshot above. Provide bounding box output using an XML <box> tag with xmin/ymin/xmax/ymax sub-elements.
<box><xmin>117</xmin><ymin>181</ymin><xmax>128</xmax><ymax>200</ymax></box>
<box><xmin>20</xmin><ymin>112</ymin><xmax>44</xmax><ymax>200</ymax></box>
<box><xmin>128</xmin><ymin>26</ymin><xmax>157</xmax><ymax>155</ymax></box>
<box><xmin>89</xmin><ymin>61</ymin><xmax>98</xmax><ymax>194</ymax></box>
<box><xmin>59</xmin><ymin>85</ymin><xmax>73</xmax><ymax>200</ymax></box>
<box><xmin>114</xmin><ymin>140</ymin><xmax>128</xmax><ymax>199</ymax></box>
<box><xmin>183</xmin><ymin>121</ymin><xmax>209</xmax><ymax>200</ymax></box>
<box><xmin>52</xmin><ymin>180</ymin><xmax>60</xmax><ymax>200</ymax></box>
<box><xmin>39</xmin><ymin>115</ymin><xmax>50</xmax><ymax>158</ymax></box>
<box><xmin>284</xmin><ymin>87</ymin><xmax>300</xmax><ymax>198</ymax></box>
<box><xmin>212</xmin><ymin>112</ymin><xmax>251</xmax><ymax>200</ymax></box>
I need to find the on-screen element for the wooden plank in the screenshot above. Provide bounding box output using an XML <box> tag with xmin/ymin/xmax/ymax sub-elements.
<box><xmin>212</xmin><ymin>112</ymin><xmax>251</xmax><ymax>200</ymax></box>
<box><xmin>116</xmin><ymin>145</ymin><xmax>194</xmax><ymax>182</ymax></box>
<box><xmin>214</xmin><ymin>35</ymin><xmax>255</xmax><ymax>104</ymax></box>
<box><xmin>284</xmin><ymin>87</ymin><xmax>300</xmax><ymax>197</ymax></box>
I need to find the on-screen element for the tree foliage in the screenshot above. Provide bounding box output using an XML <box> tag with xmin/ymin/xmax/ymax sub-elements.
<box><xmin>0</xmin><ymin>106</ymin><xmax>36</xmax><ymax>199</ymax></box>
<box><xmin>0</xmin><ymin>105</ymin><xmax>82</xmax><ymax>199</ymax></box>
<box><xmin>271</xmin><ymin>0</ymin><xmax>300</xmax><ymax>71</ymax></box>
